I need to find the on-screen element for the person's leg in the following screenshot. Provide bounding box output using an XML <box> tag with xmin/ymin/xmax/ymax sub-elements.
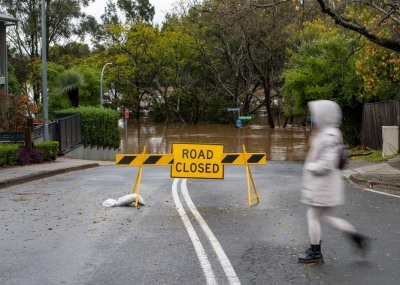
<box><xmin>307</xmin><ymin>206</ymin><xmax>325</xmax><ymax>244</ymax></box>
<box><xmin>298</xmin><ymin>206</ymin><xmax>324</xmax><ymax>263</ymax></box>
<box><xmin>318</xmin><ymin>207</ymin><xmax>357</xmax><ymax>234</ymax></box>
<box><xmin>319</xmin><ymin>207</ymin><xmax>370</xmax><ymax>256</ymax></box>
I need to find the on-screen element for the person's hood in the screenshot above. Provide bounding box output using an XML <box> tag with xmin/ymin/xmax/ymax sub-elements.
<box><xmin>308</xmin><ymin>100</ymin><xmax>342</xmax><ymax>129</ymax></box>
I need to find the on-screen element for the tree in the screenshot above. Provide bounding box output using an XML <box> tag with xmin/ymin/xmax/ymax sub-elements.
<box><xmin>314</xmin><ymin>0</ymin><xmax>400</xmax><ymax>53</ymax></box>
<box><xmin>177</xmin><ymin>0</ymin><xmax>297</xmax><ymax>128</ymax></box>
<box><xmin>251</xmin><ymin>0</ymin><xmax>399</xmax><ymax>52</ymax></box>
<box><xmin>354</xmin><ymin>39</ymin><xmax>400</xmax><ymax>101</ymax></box>
<box><xmin>116</xmin><ymin>0</ymin><xmax>155</xmax><ymax>22</ymax></box>
<box><xmin>49</xmin><ymin>42</ymin><xmax>91</xmax><ymax>68</ymax></box>
<box><xmin>280</xmin><ymin>20</ymin><xmax>366</xmax><ymax>144</ymax></box>
<box><xmin>0</xmin><ymin>0</ymin><xmax>95</xmax><ymax>103</ymax></box>
<box><xmin>0</xmin><ymin>92</ymin><xmax>40</xmax><ymax>131</ymax></box>
<box><xmin>76</xmin><ymin>65</ymin><xmax>101</xmax><ymax>106</ymax></box>
<box><xmin>101</xmin><ymin>0</ymin><xmax>121</xmax><ymax>25</ymax></box>
<box><xmin>53</xmin><ymin>70</ymin><xmax>86</xmax><ymax>108</ymax></box>
<box><xmin>281</xmin><ymin>21</ymin><xmax>362</xmax><ymax>109</ymax></box>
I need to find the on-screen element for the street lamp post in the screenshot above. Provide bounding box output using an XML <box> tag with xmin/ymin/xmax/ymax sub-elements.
<box><xmin>100</xmin><ymin>62</ymin><xmax>112</xmax><ymax>107</ymax></box>
<box><xmin>41</xmin><ymin>0</ymin><xmax>49</xmax><ymax>141</ymax></box>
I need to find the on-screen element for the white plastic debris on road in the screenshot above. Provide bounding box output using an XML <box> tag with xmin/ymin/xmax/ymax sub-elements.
<box><xmin>103</xmin><ymin>194</ymin><xmax>145</xmax><ymax>207</ymax></box>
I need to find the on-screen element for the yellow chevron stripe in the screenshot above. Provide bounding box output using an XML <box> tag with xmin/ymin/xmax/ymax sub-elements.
<box><xmin>116</xmin><ymin>154</ymin><xmax>174</xmax><ymax>166</ymax></box>
<box><xmin>221</xmin><ymin>153</ymin><xmax>266</xmax><ymax>165</ymax></box>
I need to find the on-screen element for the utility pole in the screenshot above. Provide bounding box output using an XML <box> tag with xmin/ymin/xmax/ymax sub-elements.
<box><xmin>41</xmin><ymin>0</ymin><xmax>48</xmax><ymax>141</ymax></box>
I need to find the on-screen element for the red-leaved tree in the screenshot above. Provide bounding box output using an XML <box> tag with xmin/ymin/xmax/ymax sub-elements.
<box><xmin>0</xmin><ymin>92</ymin><xmax>40</xmax><ymax>131</ymax></box>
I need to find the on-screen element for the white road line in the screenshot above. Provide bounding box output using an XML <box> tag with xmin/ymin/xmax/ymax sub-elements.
<box><xmin>181</xmin><ymin>179</ymin><xmax>241</xmax><ymax>285</ymax></box>
<box><xmin>362</xmin><ymin>188</ymin><xmax>400</xmax><ymax>198</ymax></box>
<box><xmin>172</xmin><ymin>179</ymin><xmax>218</xmax><ymax>285</ymax></box>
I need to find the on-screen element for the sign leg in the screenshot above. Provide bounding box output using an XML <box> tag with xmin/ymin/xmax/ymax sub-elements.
<box><xmin>242</xmin><ymin>145</ymin><xmax>260</xmax><ymax>206</ymax></box>
<box><xmin>131</xmin><ymin>146</ymin><xmax>147</xmax><ymax>207</ymax></box>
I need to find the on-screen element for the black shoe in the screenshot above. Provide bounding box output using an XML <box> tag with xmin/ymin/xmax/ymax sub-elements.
<box><xmin>350</xmin><ymin>233</ymin><xmax>370</xmax><ymax>257</ymax></box>
<box><xmin>298</xmin><ymin>243</ymin><xmax>324</xmax><ymax>263</ymax></box>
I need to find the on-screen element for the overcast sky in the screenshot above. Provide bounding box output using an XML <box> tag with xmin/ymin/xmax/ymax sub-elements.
<box><xmin>83</xmin><ymin>0</ymin><xmax>176</xmax><ymax>25</ymax></box>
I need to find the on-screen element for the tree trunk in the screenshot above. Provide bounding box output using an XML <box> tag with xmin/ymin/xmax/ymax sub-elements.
<box><xmin>67</xmin><ymin>88</ymin><xmax>79</xmax><ymax>108</ymax></box>
<box><xmin>262</xmin><ymin>77</ymin><xmax>275</xmax><ymax>129</ymax></box>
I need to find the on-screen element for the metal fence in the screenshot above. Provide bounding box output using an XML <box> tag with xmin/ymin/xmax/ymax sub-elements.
<box><xmin>56</xmin><ymin>114</ymin><xmax>82</xmax><ymax>154</ymax></box>
<box><xmin>1</xmin><ymin>114</ymin><xmax>82</xmax><ymax>154</ymax></box>
<box><xmin>35</xmin><ymin>114</ymin><xmax>82</xmax><ymax>154</ymax></box>
<box><xmin>33</xmin><ymin>121</ymin><xmax>58</xmax><ymax>141</ymax></box>
<box><xmin>362</xmin><ymin>100</ymin><xmax>400</xmax><ymax>150</ymax></box>
<box><xmin>0</xmin><ymin>131</ymin><xmax>25</xmax><ymax>142</ymax></box>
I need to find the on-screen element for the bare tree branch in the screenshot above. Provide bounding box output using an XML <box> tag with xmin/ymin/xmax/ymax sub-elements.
<box><xmin>315</xmin><ymin>0</ymin><xmax>400</xmax><ymax>52</ymax></box>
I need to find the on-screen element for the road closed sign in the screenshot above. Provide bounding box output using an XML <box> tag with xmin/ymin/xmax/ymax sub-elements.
<box><xmin>171</xmin><ymin>143</ymin><xmax>224</xmax><ymax>179</ymax></box>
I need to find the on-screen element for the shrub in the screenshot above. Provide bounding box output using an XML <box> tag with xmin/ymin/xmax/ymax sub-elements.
<box><xmin>0</xmin><ymin>144</ymin><xmax>20</xmax><ymax>166</ymax></box>
<box><xmin>0</xmin><ymin>92</ymin><xmax>40</xmax><ymax>131</ymax></box>
<box><xmin>35</xmin><ymin>141</ymin><xmax>59</xmax><ymax>161</ymax></box>
<box><xmin>56</xmin><ymin>106</ymin><xmax>120</xmax><ymax>148</ymax></box>
<box><xmin>0</xmin><ymin>142</ymin><xmax>57</xmax><ymax>167</ymax></box>
<box><xmin>30</xmin><ymin>148</ymin><xmax>43</xmax><ymax>164</ymax></box>
<box><xmin>18</xmin><ymin>147</ymin><xmax>44</xmax><ymax>165</ymax></box>
<box><xmin>18</xmin><ymin>147</ymin><xmax>31</xmax><ymax>165</ymax></box>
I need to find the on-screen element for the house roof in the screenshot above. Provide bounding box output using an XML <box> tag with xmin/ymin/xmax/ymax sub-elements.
<box><xmin>0</xmin><ymin>14</ymin><xmax>18</xmax><ymax>23</ymax></box>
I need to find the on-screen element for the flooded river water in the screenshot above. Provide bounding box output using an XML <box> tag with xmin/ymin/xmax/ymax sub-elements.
<box><xmin>120</xmin><ymin>117</ymin><xmax>310</xmax><ymax>161</ymax></box>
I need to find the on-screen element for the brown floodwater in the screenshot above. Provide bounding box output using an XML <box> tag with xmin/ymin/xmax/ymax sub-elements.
<box><xmin>120</xmin><ymin>117</ymin><xmax>311</xmax><ymax>161</ymax></box>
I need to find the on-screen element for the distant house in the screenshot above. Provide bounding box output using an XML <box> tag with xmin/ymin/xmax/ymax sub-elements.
<box><xmin>0</xmin><ymin>14</ymin><xmax>18</xmax><ymax>93</ymax></box>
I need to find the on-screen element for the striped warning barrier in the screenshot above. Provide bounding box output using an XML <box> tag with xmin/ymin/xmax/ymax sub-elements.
<box><xmin>116</xmin><ymin>154</ymin><xmax>174</xmax><ymax>166</ymax></box>
<box><xmin>116</xmin><ymin>153</ymin><xmax>266</xmax><ymax>166</ymax></box>
<box><xmin>221</xmin><ymin>153</ymin><xmax>266</xmax><ymax>165</ymax></box>
<box><xmin>116</xmin><ymin>144</ymin><xmax>265</xmax><ymax>206</ymax></box>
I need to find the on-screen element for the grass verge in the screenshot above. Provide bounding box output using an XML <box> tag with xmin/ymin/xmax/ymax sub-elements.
<box><xmin>351</xmin><ymin>147</ymin><xmax>398</xmax><ymax>162</ymax></box>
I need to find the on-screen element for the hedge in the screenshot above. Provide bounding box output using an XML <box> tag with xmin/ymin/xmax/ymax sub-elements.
<box><xmin>0</xmin><ymin>144</ymin><xmax>20</xmax><ymax>166</ymax></box>
<box><xmin>0</xmin><ymin>141</ymin><xmax>59</xmax><ymax>166</ymax></box>
<box><xmin>57</xmin><ymin>106</ymin><xmax>120</xmax><ymax>149</ymax></box>
<box><xmin>35</xmin><ymin>141</ymin><xmax>59</xmax><ymax>161</ymax></box>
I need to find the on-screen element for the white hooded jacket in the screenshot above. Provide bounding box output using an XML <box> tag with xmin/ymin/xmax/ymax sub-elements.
<box><xmin>301</xmin><ymin>100</ymin><xmax>344</xmax><ymax>207</ymax></box>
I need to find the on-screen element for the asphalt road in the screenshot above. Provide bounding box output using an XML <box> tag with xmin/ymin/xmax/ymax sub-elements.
<box><xmin>0</xmin><ymin>161</ymin><xmax>399</xmax><ymax>285</ymax></box>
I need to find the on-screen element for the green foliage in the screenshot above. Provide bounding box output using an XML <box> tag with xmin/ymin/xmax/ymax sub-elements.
<box><xmin>314</xmin><ymin>0</ymin><xmax>400</xmax><ymax>53</ymax></box>
<box><xmin>0</xmin><ymin>141</ymin><xmax>58</xmax><ymax>166</ymax></box>
<box><xmin>57</xmin><ymin>106</ymin><xmax>120</xmax><ymax>148</ymax></box>
<box><xmin>353</xmin><ymin>151</ymin><xmax>397</xmax><ymax>163</ymax></box>
<box><xmin>54</xmin><ymin>70</ymin><xmax>86</xmax><ymax>96</ymax></box>
<box><xmin>150</xmin><ymin>102</ymin><xmax>168</xmax><ymax>123</ymax></box>
<box><xmin>1</xmin><ymin>0</ymin><xmax>95</xmax><ymax>103</ymax></box>
<box><xmin>53</xmin><ymin>69</ymin><xmax>88</xmax><ymax>108</ymax></box>
<box><xmin>117</xmin><ymin>0</ymin><xmax>155</xmax><ymax>22</ymax></box>
<box><xmin>7</xmin><ymin>62</ymin><xmax>20</xmax><ymax>94</ymax></box>
<box><xmin>354</xmin><ymin>40</ymin><xmax>400</xmax><ymax>102</ymax></box>
<box><xmin>48</xmin><ymin>64</ymin><xmax>101</xmax><ymax>110</ymax></box>
<box><xmin>3</xmin><ymin>0</ymin><xmax>397</xmax><ymax>141</ymax></box>
<box><xmin>49</xmin><ymin>42</ymin><xmax>91</xmax><ymax>68</ymax></box>
<box><xmin>281</xmin><ymin>22</ymin><xmax>366</xmax><ymax>145</ymax></box>
<box><xmin>204</xmin><ymin>94</ymin><xmax>233</xmax><ymax>124</ymax></box>
<box><xmin>76</xmin><ymin>65</ymin><xmax>101</xmax><ymax>106</ymax></box>
<box><xmin>35</xmin><ymin>141</ymin><xmax>59</xmax><ymax>161</ymax></box>
<box><xmin>0</xmin><ymin>143</ymin><xmax>19</xmax><ymax>166</ymax></box>
<box><xmin>282</xmin><ymin>35</ymin><xmax>358</xmax><ymax>111</ymax></box>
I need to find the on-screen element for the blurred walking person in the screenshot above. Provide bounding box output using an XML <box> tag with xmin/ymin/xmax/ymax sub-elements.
<box><xmin>298</xmin><ymin>100</ymin><xmax>369</xmax><ymax>263</ymax></box>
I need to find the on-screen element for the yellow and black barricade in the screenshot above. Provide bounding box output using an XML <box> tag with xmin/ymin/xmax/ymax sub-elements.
<box><xmin>116</xmin><ymin>143</ymin><xmax>266</xmax><ymax>206</ymax></box>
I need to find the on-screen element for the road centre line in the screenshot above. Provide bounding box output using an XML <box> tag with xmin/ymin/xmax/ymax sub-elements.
<box><xmin>172</xmin><ymin>179</ymin><xmax>218</xmax><ymax>285</ymax></box>
<box><xmin>181</xmin><ymin>179</ymin><xmax>241</xmax><ymax>285</ymax></box>
<box><xmin>362</xmin><ymin>188</ymin><xmax>400</xmax><ymax>198</ymax></box>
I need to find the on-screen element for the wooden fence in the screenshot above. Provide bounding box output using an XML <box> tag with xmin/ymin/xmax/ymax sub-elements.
<box><xmin>362</xmin><ymin>100</ymin><xmax>400</xmax><ymax>150</ymax></box>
